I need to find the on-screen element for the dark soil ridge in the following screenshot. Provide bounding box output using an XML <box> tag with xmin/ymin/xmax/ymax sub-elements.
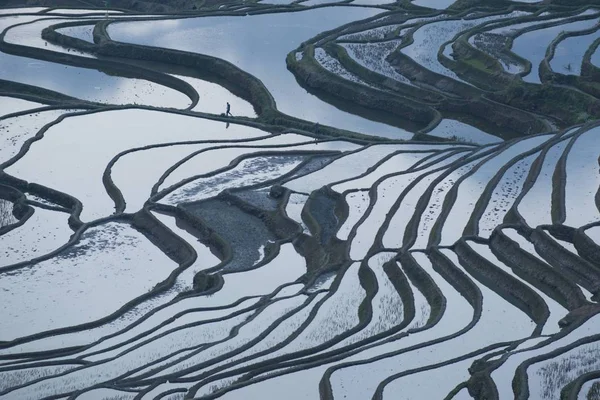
<box><xmin>401</xmin><ymin>146</ymin><xmax>500</xmax><ymax>250</ymax></box>
<box><xmin>151</xmin><ymin>144</ymin><xmax>348</xmax><ymax>202</ymax></box>
<box><xmin>114</xmin><ymin>294</ymin><xmax>319</xmax><ymax>389</ymax></box>
<box><xmin>503</xmin><ymin>126</ymin><xmax>579</xmax><ymax>228</ymax></box>
<box><xmin>184</xmin><ymin>247</ymin><xmax>480</xmax><ymax>398</ymax></box>
<box><xmin>320</xmin><ymin>147</ymin><xmax>473</xmax><ymax>251</ymax></box>
<box><xmin>369</xmin><ymin>149</ymin><xmax>476</xmax><ymax>252</ymax></box>
<box><xmin>0</xmin><ymin>18</ymin><xmax>200</xmax><ymax>110</ymax></box>
<box><xmin>103</xmin><ymin>133</ymin><xmax>281</xmax><ymax>214</ymax></box>
<box><xmin>34</xmin><ymin>7</ymin><xmax>545</xmax><ymax>140</ymax></box>
<box><xmin>575</xmin><ymin>224</ymin><xmax>600</xmax><ymax>266</ymax></box>
<box><xmin>427</xmin><ymin>130</ymin><xmax>556</xmax><ymax>247</ymax></box>
<box><xmin>529</xmin><ymin>227</ymin><xmax>600</xmax><ymax>298</ymax></box>
<box><xmin>3</xmin><ymin>4</ymin><xmax>600</xmax><ymax>399</ymax></box>
<box><xmin>550</xmin><ymin>122</ymin><xmax>596</xmax><ymax>224</ymax></box>
<box><xmin>318</xmin><ymin>248</ymin><xmax>483</xmax><ymax>400</ymax></box>
<box><xmin>462</xmin><ymin>127</ymin><xmax>576</xmax><ymax>237</ymax></box>
<box><xmin>512</xmin><ymin>326</ymin><xmax>600</xmax><ymax>400</ymax></box>
<box><xmin>454</xmin><ymin>7</ymin><xmax>600</xmax><ymax>127</ymax></box>
<box><xmin>0</xmin><ymin>184</ymin><xmax>34</xmax><ymax>236</ymax></box>
<box><xmin>490</xmin><ymin>228</ymin><xmax>587</xmax><ymax>311</ymax></box>
<box><xmin>560</xmin><ymin>369</ymin><xmax>600</xmax><ymax>400</ymax></box>
<box><xmin>454</xmin><ymin>239</ymin><xmax>549</xmax><ymax>333</ymax></box>
<box><xmin>176</xmin><ymin>259</ymin><xmax>377</xmax><ymax>397</ymax></box>
<box><xmin>189</xmin><ymin>257</ymin><xmax>420</xmax><ymax>399</ymax></box>
<box><xmin>540</xmin><ymin>24</ymin><xmax>600</xmax><ymax>97</ymax></box>
<box><xmin>0</xmin><ymin>123</ymin><xmax>355</xmax><ymax>360</ymax></box>
<box><xmin>0</xmin><ymin>12</ymin><xmax>398</xmax><ymax>145</ymax></box>
<box><xmin>288</xmin><ymin>4</ymin><xmax>600</xmax><ymax>135</ymax></box>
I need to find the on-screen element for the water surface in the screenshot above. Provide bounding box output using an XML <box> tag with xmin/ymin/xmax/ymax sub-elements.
<box><xmin>552</xmin><ymin>29</ymin><xmax>600</xmax><ymax>74</ymax></box>
<box><xmin>109</xmin><ymin>8</ymin><xmax>416</xmax><ymax>138</ymax></box>
<box><xmin>512</xmin><ymin>16</ymin><xmax>598</xmax><ymax>83</ymax></box>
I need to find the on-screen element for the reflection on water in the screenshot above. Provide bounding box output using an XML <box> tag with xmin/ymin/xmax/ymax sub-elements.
<box><xmin>0</xmin><ymin>7</ymin><xmax>46</xmax><ymax>15</ymax></box>
<box><xmin>174</xmin><ymin>74</ymin><xmax>255</xmax><ymax>116</ymax></box>
<box><xmin>552</xmin><ymin>30</ymin><xmax>600</xmax><ymax>75</ymax></box>
<box><xmin>0</xmin><ymin>96</ymin><xmax>43</xmax><ymax>116</ymax></box>
<box><xmin>512</xmin><ymin>16</ymin><xmax>598</xmax><ymax>83</ymax></box>
<box><xmin>0</xmin><ymin>51</ymin><xmax>191</xmax><ymax>106</ymax></box>
<box><xmin>6</xmin><ymin>109</ymin><xmax>268</xmax><ymax>221</ymax></box>
<box><xmin>109</xmin><ymin>8</ymin><xmax>414</xmax><ymax>138</ymax></box>
<box><xmin>0</xmin><ymin>15</ymin><xmax>191</xmax><ymax>107</ymax></box>
<box><xmin>56</xmin><ymin>24</ymin><xmax>95</xmax><ymax>43</ymax></box>
<box><xmin>4</xmin><ymin>17</ymin><xmax>96</xmax><ymax>57</ymax></box>
<box><xmin>0</xmin><ymin>221</ymin><xmax>176</xmax><ymax>340</ymax></box>
<box><xmin>411</xmin><ymin>0</ymin><xmax>456</xmax><ymax>9</ymax></box>
<box><xmin>427</xmin><ymin>119</ymin><xmax>502</xmax><ymax>144</ymax></box>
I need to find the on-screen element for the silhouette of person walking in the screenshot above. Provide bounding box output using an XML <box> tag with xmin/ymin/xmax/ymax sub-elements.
<box><xmin>226</xmin><ymin>102</ymin><xmax>232</xmax><ymax>116</ymax></box>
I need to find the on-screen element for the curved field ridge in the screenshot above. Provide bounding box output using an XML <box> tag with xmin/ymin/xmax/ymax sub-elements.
<box><xmin>1</xmin><ymin>2</ymin><xmax>600</xmax><ymax>400</ymax></box>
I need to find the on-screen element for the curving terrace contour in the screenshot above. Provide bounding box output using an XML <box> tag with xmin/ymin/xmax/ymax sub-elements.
<box><xmin>1</xmin><ymin>1</ymin><xmax>600</xmax><ymax>399</ymax></box>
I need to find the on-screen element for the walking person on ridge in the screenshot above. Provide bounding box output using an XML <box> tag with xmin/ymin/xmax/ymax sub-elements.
<box><xmin>226</xmin><ymin>102</ymin><xmax>232</xmax><ymax>117</ymax></box>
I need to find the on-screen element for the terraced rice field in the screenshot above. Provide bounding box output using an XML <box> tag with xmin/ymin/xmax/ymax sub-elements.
<box><xmin>2</xmin><ymin>1</ymin><xmax>600</xmax><ymax>399</ymax></box>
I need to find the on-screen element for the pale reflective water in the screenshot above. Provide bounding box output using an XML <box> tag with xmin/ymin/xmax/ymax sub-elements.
<box><xmin>0</xmin><ymin>15</ymin><xmax>191</xmax><ymax>107</ymax></box>
<box><xmin>554</xmin><ymin>30</ymin><xmax>600</xmax><ymax>74</ymax></box>
<box><xmin>512</xmin><ymin>16</ymin><xmax>598</xmax><ymax>83</ymax></box>
<box><xmin>109</xmin><ymin>8</ymin><xmax>415</xmax><ymax>138</ymax></box>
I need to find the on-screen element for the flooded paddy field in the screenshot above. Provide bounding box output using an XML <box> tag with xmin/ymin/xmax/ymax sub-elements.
<box><xmin>2</xmin><ymin>0</ymin><xmax>600</xmax><ymax>399</ymax></box>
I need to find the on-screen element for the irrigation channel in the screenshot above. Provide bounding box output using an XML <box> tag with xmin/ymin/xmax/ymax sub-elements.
<box><xmin>2</xmin><ymin>1</ymin><xmax>600</xmax><ymax>399</ymax></box>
